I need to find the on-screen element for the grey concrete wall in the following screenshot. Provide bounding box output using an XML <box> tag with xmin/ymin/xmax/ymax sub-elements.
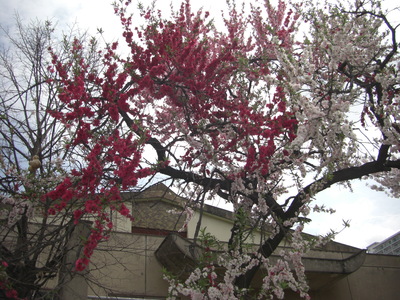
<box><xmin>88</xmin><ymin>232</ymin><xmax>169</xmax><ymax>298</ymax></box>
<box><xmin>312</xmin><ymin>254</ymin><xmax>400</xmax><ymax>300</ymax></box>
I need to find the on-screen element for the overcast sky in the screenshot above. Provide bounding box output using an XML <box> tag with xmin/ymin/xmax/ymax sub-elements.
<box><xmin>1</xmin><ymin>0</ymin><xmax>399</xmax><ymax>249</ymax></box>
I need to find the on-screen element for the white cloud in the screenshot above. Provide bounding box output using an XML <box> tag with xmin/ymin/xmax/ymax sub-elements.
<box><xmin>305</xmin><ymin>181</ymin><xmax>400</xmax><ymax>249</ymax></box>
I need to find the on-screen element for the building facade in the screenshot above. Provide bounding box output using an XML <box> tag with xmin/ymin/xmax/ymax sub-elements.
<box><xmin>367</xmin><ymin>231</ymin><xmax>400</xmax><ymax>256</ymax></box>
<box><xmin>82</xmin><ymin>184</ymin><xmax>400</xmax><ymax>299</ymax></box>
<box><xmin>10</xmin><ymin>183</ymin><xmax>399</xmax><ymax>299</ymax></box>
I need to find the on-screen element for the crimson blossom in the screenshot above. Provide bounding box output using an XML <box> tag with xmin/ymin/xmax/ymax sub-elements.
<box><xmin>48</xmin><ymin>0</ymin><xmax>399</xmax><ymax>298</ymax></box>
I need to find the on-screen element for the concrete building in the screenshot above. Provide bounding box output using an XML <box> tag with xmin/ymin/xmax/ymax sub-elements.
<box><xmin>8</xmin><ymin>183</ymin><xmax>396</xmax><ymax>298</ymax></box>
<box><xmin>82</xmin><ymin>183</ymin><xmax>400</xmax><ymax>300</ymax></box>
<box><xmin>367</xmin><ymin>231</ymin><xmax>400</xmax><ymax>256</ymax></box>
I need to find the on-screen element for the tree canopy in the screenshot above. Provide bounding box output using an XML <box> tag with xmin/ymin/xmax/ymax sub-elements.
<box><xmin>1</xmin><ymin>0</ymin><xmax>399</xmax><ymax>298</ymax></box>
<box><xmin>0</xmin><ymin>18</ymin><xmax>108</xmax><ymax>299</ymax></box>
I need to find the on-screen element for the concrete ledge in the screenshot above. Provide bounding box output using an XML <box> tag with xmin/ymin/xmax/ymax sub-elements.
<box><xmin>155</xmin><ymin>233</ymin><xmax>367</xmax><ymax>290</ymax></box>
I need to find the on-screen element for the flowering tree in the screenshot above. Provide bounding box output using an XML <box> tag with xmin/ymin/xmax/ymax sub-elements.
<box><xmin>19</xmin><ymin>0</ymin><xmax>400</xmax><ymax>298</ymax></box>
<box><xmin>0</xmin><ymin>19</ymin><xmax>112</xmax><ymax>299</ymax></box>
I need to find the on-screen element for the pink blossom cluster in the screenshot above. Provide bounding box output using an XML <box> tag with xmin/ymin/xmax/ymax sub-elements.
<box><xmin>0</xmin><ymin>261</ymin><xmax>24</xmax><ymax>299</ymax></box>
